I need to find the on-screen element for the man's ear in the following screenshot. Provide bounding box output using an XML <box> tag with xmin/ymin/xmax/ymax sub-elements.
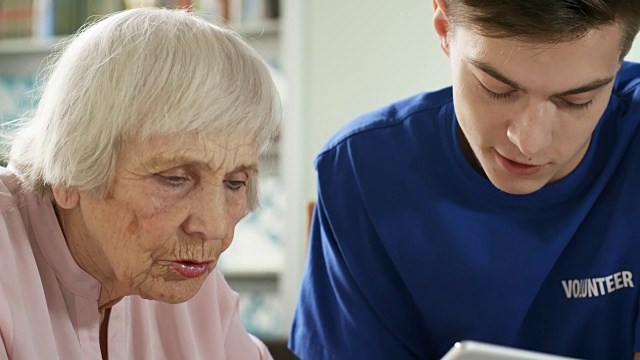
<box><xmin>52</xmin><ymin>186</ymin><xmax>80</xmax><ymax>210</ymax></box>
<box><xmin>433</xmin><ymin>0</ymin><xmax>451</xmax><ymax>57</ymax></box>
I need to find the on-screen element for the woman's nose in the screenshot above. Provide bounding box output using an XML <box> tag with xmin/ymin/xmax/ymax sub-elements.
<box><xmin>182</xmin><ymin>185</ymin><xmax>229</xmax><ymax>241</ymax></box>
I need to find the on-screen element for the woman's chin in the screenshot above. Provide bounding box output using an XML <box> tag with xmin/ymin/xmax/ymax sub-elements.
<box><xmin>139</xmin><ymin>276</ymin><xmax>208</xmax><ymax>304</ymax></box>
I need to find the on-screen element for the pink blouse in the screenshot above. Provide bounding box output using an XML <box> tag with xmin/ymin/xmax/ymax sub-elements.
<box><xmin>0</xmin><ymin>168</ymin><xmax>273</xmax><ymax>359</ymax></box>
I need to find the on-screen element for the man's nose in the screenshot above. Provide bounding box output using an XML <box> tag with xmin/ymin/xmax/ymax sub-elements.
<box><xmin>507</xmin><ymin>101</ymin><xmax>554</xmax><ymax>156</ymax></box>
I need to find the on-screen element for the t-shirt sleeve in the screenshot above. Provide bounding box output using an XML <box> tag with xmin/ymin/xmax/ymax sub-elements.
<box><xmin>614</xmin><ymin>62</ymin><xmax>640</xmax><ymax>95</ymax></box>
<box><xmin>289</xmin><ymin>144</ymin><xmax>429</xmax><ymax>359</ymax></box>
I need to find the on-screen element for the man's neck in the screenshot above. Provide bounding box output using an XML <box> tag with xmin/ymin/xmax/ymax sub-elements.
<box><xmin>457</xmin><ymin>125</ymin><xmax>486</xmax><ymax>178</ymax></box>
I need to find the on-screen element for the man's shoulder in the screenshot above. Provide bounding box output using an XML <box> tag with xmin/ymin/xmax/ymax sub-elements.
<box><xmin>613</xmin><ymin>61</ymin><xmax>640</xmax><ymax>96</ymax></box>
<box><xmin>317</xmin><ymin>87</ymin><xmax>453</xmax><ymax>160</ymax></box>
<box><xmin>611</xmin><ymin>62</ymin><xmax>640</xmax><ymax>145</ymax></box>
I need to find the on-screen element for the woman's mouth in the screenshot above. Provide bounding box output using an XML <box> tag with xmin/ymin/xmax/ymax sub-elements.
<box><xmin>171</xmin><ymin>260</ymin><xmax>213</xmax><ymax>279</ymax></box>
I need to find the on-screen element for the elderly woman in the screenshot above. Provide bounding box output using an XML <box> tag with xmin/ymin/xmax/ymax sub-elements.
<box><xmin>0</xmin><ymin>7</ymin><xmax>279</xmax><ymax>360</ymax></box>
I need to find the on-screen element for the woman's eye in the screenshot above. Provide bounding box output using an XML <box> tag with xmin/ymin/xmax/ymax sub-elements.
<box><xmin>158</xmin><ymin>175</ymin><xmax>189</xmax><ymax>188</ymax></box>
<box><xmin>224</xmin><ymin>180</ymin><xmax>247</xmax><ymax>191</ymax></box>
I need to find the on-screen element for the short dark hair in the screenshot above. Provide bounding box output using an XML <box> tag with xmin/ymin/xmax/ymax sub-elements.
<box><xmin>445</xmin><ymin>0</ymin><xmax>640</xmax><ymax>61</ymax></box>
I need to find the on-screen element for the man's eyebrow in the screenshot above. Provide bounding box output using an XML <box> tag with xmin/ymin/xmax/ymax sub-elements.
<box><xmin>552</xmin><ymin>77</ymin><xmax>615</xmax><ymax>97</ymax></box>
<box><xmin>468</xmin><ymin>58</ymin><xmax>615</xmax><ymax>97</ymax></box>
<box><xmin>469</xmin><ymin>59</ymin><xmax>522</xmax><ymax>89</ymax></box>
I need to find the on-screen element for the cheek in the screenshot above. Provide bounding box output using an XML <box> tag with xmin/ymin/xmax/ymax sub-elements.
<box><xmin>455</xmin><ymin>74</ymin><xmax>484</xmax><ymax>116</ymax></box>
<box><xmin>143</xmin><ymin>187</ymin><xmax>184</xmax><ymax>216</ymax></box>
<box><xmin>134</xmin><ymin>187</ymin><xmax>189</xmax><ymax>228</ymax></box>
<box><xmin>555</xmin><ymin>96</ymin><xmax>608</xmax><ymax>144</ymax></box>
<box><xmin>227</xmin><ymin>194</ymin><xmax>248</xmax><ymax>224</ymax></box>
<box><xmin>455</xmin><ymin>87</ymin><xmax>500</xmax><ymax>138</ymax></box>
<box><xmin>555</xmin><ymin>114</ymin><xmax>600</xmax><ymax>153</ymax></box>
<box><xmin>126</xmin><ymin>217</ymin><xmax>140</xmax><ymax>235</ymax></box>
<box><xmin>224</xmin><ymin>193</ymin><xmax>249</xmax><ymax>242</ymax></box>
<box><xmin>127</xmin><ymin>199</ymin><xmax>189</xmax><ymax>248</ymax></box>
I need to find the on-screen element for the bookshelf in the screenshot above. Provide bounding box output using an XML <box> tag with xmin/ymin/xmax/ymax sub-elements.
<box><xmin>0</xmin><ymin>21</ymin><xmax>280</xmax><ymax>75</ymax></box>
<box><xmin>0</xmin><ymin>0</ymin><xmax>281</xmax><ymax>70</ymax></box>
<box><xmin>0</xmin><ymin>37</ymin><xmax>65</xmax><ymax>54</ymax></box>
<box><xmin>0</xmin><ymin>19</ymin><xmax>279</xmax><ymax>55</ymax></box>
<box><xmin>0</xmin><ymin>0</ymin><xmax>279</xmax><ymax>38</ymax></box>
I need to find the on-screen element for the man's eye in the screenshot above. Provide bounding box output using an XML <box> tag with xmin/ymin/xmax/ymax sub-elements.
<box><xmin>477</xmin><ymin>80</ymin><xmax>516</xmax><ymax>100</ymax></box>
<box><xmin>224</xmin><ymin>180</ymin><xmax>247</xmax><ymax>191</ymax></box>
<box><xmin>561</xmin><ymin>98</ymin><xmax>594</xmax><ymax>111</ymax></box>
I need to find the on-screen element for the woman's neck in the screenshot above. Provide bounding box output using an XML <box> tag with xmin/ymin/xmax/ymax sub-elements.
<box><xmin>53</xmin><ymin>202</ymin><xmax>125</xmax><ymax>310</ymax></box>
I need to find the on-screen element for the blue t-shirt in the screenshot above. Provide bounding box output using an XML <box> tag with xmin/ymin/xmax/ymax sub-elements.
<box><xmin>289</xmin><ymin>62</ymin><xmax>640</xmax><ymax>359</ymax></box>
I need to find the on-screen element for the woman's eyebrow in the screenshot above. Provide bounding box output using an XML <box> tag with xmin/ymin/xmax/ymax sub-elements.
<box><xmin>228</xmin><ymin>164</ymin><xmax>259</xmax><ymax>175</ymax></box>
<box><xmin>145</xmin><ymin>155</ymin><xmax>206</xmax><ymax>170</ymax></box>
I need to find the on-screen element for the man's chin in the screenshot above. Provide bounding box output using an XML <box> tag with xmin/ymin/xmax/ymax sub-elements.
<box><xmin>487</xmin><ymin>173</ymin><xmax>547</xmax><ymax>195</ymax></box>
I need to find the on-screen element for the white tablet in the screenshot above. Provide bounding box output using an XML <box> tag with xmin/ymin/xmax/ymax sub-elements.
<box><xmin>440</xmin><ymin>341</ymin><xmax>583</xmax><ymax>360</ymax></box>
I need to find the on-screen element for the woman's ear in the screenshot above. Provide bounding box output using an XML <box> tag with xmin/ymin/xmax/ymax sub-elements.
<box><xmin>433</xmin><ymin>0</ymin><xmax>451</xmax><ymax>57</ymax></box>
<box><xmin>52</xmin><ymin>186</ymin><xmax>80</xmax><ymax>210</ymax></box>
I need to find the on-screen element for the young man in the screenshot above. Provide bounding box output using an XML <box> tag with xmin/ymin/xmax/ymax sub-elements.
<box><xmin>289</xmin><ymin>1</ymin><xmax>640</xmax><ymax>359</ymax></box>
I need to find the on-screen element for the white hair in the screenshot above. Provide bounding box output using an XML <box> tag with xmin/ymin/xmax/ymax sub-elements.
<box><xmin>8</xmin><ymin>8</ymin><xmax>280</xmax><ymax>210</ymax></box>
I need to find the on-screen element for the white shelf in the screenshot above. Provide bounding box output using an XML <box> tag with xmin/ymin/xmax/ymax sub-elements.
<box><xmin>223</xmin><ymin>269</ymin><xmax>279</xmax><ymax>279</ymax></box>
<box><xmin>233</xmin><ymin>20</ymin><xmax>279</xmax><ymax>38</ymax></box>
<box><xmin>0</xmin><ymin>36</ymin><xmax>66</xmax><ymax>55</ymax></box>
<box><xmin>0</xmin><ymin>20</ymin><xmax>279</xmax><ymax>55</ymax></box>
<box><xmin>222</xmin><ymin>269</ymin><xmax>279</xmax><ymax>293</ymax></box>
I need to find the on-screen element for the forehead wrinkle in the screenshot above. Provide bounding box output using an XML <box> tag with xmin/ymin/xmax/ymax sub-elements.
<box><xmin>525</xmin><ymin>48</ymin><xmax>551</xmax><ymax>62</ymax></box>
<box><xmin>144</xmin><ymin>152</ymin><xmax>216</xmax><ymax>172</ymax></box>
<box><xmin>503</xmin><ymin>46</ymin><xmax>516</xmax><ymax>64</ymax></box>
<box><xmin>135</xmin><ymin>131</ymin><xmax>257</xmax><ymax>174</ymax></box>
<box><xmin>148</xmin><ymin>148</ymin><xmax>257</xmax><ymax>177</ymax></box>
<box><xmin>231</xmin><ymin>164</ymin><xmax>259</xmax><ymax>176</ymax></box>
<box><xmin>219</xmin><ymin>146</ymin><xmax>259</xmax><ymax>177</ymax></box>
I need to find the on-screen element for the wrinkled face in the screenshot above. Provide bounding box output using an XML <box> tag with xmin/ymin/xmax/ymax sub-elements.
<box><xmin>444</xmin><ymin>25</ymin><xmax>622</xmax><ymax>194</ymax></box>
<box><xmin>79</xmin><ymin>132</ymin><xmax>257</xmax><ymax>303</ymax></box>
